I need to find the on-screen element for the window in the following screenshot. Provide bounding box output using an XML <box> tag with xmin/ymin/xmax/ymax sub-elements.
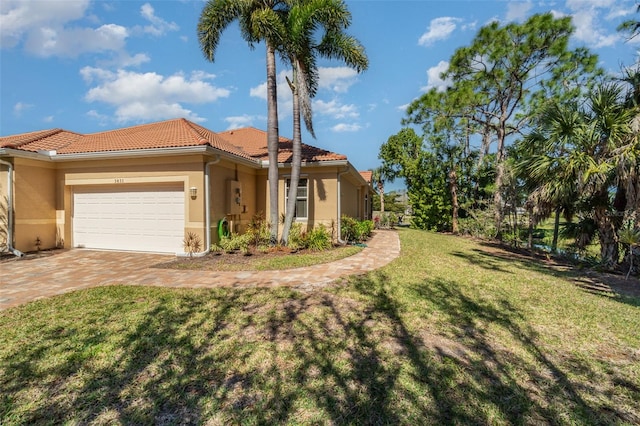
<box><xmin>285</xmin><ymin>178</ymin><xmax>308</xmax><ymax>219</ymax></box>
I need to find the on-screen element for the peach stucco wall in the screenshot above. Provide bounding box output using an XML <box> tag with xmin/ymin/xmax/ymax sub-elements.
<box><xmin>13</xmin><ymin>158</ymin><xmax>57</xmax><ymax>252</ymax></box>
<box><xmin>3</xmin><ymin>153</ymin><xmax>369</xmax><ymax>253</ymax></box>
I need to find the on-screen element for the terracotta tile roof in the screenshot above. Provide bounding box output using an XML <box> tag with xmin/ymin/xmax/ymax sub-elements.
<box><xmin>359</xmin><ymin>170</ymin><xmax>373</xmax><ymax>183</ymax></box>
<box><xmin>1</xmin><ymin>119</ymin><xmax>347</xmax><ymax>165</ymax></box>
<box><xmin>0</xmin><ymin>119</ymin><xmax>255</xmax><ymax>160</ymax></box>
<box><xmin>0</xmin><ymin>129</ymin><xmax>81</xmax><ymax>152</ymax></box>
<box><xmin>218</xmin><ymin>127</ymin><xmax>347</xmax><ymax>163</ymax></box>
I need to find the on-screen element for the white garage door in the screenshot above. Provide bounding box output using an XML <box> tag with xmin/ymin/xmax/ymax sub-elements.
<box><xmin>73</xmin><ymin>184</ymin><xmax>185</xmax><ymax>253</ymax></box>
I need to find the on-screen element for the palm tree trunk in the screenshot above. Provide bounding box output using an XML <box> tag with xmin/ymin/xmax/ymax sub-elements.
<box><xmin>266</xmin><ymin>42</ymin><xmax>280</xmax><ymax>244</ymax></box>
<box><xmin>379</xmin><ymin>183</ymin><xmax>385</xmax><ymax>213</ymax></box>
<box><xmin>551</xmin><ymin>207</ymin><xmax>560</xmax><ymax>253</ymax></box>
<box><xmin>281</xmin><ymin>71</ymin><xmax>302</xmax><ymax>245</ymax></box>
<box><xmin>594</xmin><ymin>205</ymin><xmax>619</xmax><ymax>269</ymax></box>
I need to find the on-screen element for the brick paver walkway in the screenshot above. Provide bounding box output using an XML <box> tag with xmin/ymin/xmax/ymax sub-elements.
<box><xmin>0</xmin><ymin>230</ymin><xmax>400</xmax><ymax>310</ymax></box>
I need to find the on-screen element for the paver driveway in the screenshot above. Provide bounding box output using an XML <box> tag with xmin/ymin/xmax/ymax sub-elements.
<box><xmin>0</xmin><ymin>230</ymin><xmax>400</xmax><ymax>310</ymax></box>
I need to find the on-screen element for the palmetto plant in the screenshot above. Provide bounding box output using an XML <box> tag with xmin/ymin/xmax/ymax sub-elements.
<box><xmin>619</xmin><ymin>226</ymin><xmax>640</xmax><ymax>280</ymax></box>
<box><xmin>518</xmin><ymin>83</ymin><xmax>638</xmax><ymax>268</ymax></box>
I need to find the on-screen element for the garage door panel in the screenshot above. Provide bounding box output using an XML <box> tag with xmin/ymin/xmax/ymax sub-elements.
<box><xmin>73</xmin><ymin>184</ymin><xmax>185</xmax><ymax>253</ymax></box>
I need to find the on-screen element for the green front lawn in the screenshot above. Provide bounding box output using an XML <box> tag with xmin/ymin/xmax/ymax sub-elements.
<box><xmin>1</xmin><ymin>229</ymin><xmax>639</xmax><ymax>424</ymax></box>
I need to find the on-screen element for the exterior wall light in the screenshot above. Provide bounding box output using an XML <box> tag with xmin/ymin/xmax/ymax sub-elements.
<box><xmin>190</xmin><ymin>187</ymin><xmax>197</xmax><ymax>200</ymax></box>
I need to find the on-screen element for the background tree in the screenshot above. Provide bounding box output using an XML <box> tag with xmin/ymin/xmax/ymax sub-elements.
<box><xmin>371</xmin><ymin>167</ymin><xmax>387</xmax><ymax>213</ymax></box>
<box><xmin>443</xmin><ymin>13</ymin><xmax>599</xmax><ymax>239</ymax></box>
<box><xmin>199</xmin><ymin>0</ymin><xmax>287</xmax><ymax>243</ymax></box>
<box><xmin>372</xmin><ymin>192</ymin><xmax>406</xmax><ymax>214</ymax></box>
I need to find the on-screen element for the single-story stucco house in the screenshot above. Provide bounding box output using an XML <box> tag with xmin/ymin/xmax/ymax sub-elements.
<box><xmin>0</xmin><ymin>118</ymin><xmax>373</xmax><ymax>255</ymax></box>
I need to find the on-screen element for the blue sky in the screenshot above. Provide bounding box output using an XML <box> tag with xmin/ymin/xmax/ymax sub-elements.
<box><xmin>1</xmin><ymin>0</ymin><xmax>638</xmax><ymax>188</ymax></box>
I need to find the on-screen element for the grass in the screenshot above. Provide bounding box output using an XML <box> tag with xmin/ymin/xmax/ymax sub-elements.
<box><xmin>1</xmin><ymin>229</ymin><xmax>639</xmax><ymax>424</ymax></box>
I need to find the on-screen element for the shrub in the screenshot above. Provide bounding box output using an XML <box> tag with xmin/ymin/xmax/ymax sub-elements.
<box><xmin>357</xmin><ymin>220</ymin><xmax>374</xmax><ymax>239</ymax></box>
<box><xmin>388</xmin><ymin>212</ymin><xmax>398</xmax><ymax>229</ymax></box>
<box><xmin>341</xmin><ymin>215</ymin><xmax>374</xmax><ymax>243</ymax></box>
<box><xmin>247</xmin><ymin>212</ymin><xmax>271</xmax><ymax>247</ymax></box>
<box><xmin>305</xmin><ymin>225</ymin><xmax>332</xmax><ymax>251</ymax></box>
<box><xmin>340</xmin><ymin>215</ymin><xmax>360</xmax><ymax>243</ymax></box>
<box><xmin>287</xmin><ymin>222</ymin><xmax>305</xmax><ymax>251</ymax></box>
<box><xmin>219</xmin><ymin>233</ymin><xmax>251</xmax><ymax>253</ymax></box>
<box><xmin>183</xmin><ymin>232</ymin><xmax>202</xmax><ymax>257</ymax></box>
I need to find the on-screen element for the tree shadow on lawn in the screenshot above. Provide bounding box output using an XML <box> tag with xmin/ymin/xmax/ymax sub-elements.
<box><xmin>1</xmin><ymin>275</ymin><xmax>638</xmax><ymax>424</ymax></box>
<box><xmin>451</xmin><ymin>242</ymin><xmax>640</xmax><ymax>305</ymax></box>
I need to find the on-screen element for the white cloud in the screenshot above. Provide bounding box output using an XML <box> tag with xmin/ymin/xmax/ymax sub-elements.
<box><xmin>13</xmin><ymin>101</ymin><xmax>33</xmax><ymax>116</ymax></box>
<box><xmin>82</xmin><ymin>67</ymin><xmax>231</xmax><ymax>123</ymax></box>
<box><xmin>138</xmin><ymin>3</ymin><xmax>179</xmax><ymax>37</ymax></box>
<box><xmin>313</xmin><ymin>99</ymin><xmax>359</xmax><ymax>119</ymax></box>
<box><xmin>331</xmin><ymin>123</ymin><xmax>361</xmax><ymax>132</ymax></box>
<box><xmin>421</xmin><ymin>60</ymin><xmax>452</xmax><ymax>92</ymax></box>
<box><xmin>318</xmin><ymin>67</ymin><xmax>360</xmax><ymax>93</ymax></box>
<box><xmin>43</xmin><ymin>115</ymin><xmax>54</xmax><ymax>123</ymax></box>
<box><xmin>0</xmin><ymin>0</ymin><xmax>129</xmax><ymax>58</ymax></box>
<box><xmin>25</xmin><ymin>23</ymin><xmax>129</xmax><ymax>58</ymax></box>
<box><xmin>0</xmin><ymin>0</ymin><xmax>175</xmax><ymax>62</ymax></box>
<box><xmin>0</xmin><ymin>0</ymin><xmax>89</xmax><ymax>48</ymax></box>
<box><xmin>224</xmin><ymin>114</ymin><xmax>262</xmax><ymax>130</ymax></box>
<box><xmin>249</xmin><ymin>67</ymin><xmax>360</xmax><ymax>118</ymax></box>
<box><xmin>506</xmin><ymin>2</ymin><xmax>533</xmax><ymax>22</ymax></box>
<box><xmin>86</xmin><ymin>109</ymin><xmax>109</xmax><ymax>125</ymax></box>
<box><xmin>418</xmin><ymin>17</ymin><xmax>462</xmax><ymax>47</ymax></box>
<box><xmin>249</xmin><ymin>70</ymin><xmax>294</xmax><ymax>115</ymax></box>
<box><xmin>565</xmin><ymin>0</ymin><xmax>620</xmax><ymax>48</ymax></box>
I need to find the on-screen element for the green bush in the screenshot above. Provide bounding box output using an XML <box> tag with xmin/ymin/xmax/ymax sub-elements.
<box><xmin>219</xmin><ymin>233</ymin><xmax>252</xmax><ymax>253</ymax></box>
<box><xmin>458</xmin><ymin>209</ymin><xmax>496</xmax><ymax>239</ymax></box>
<box><xmin>305</xmin><ymin>225</ymin><xmax>332</xmax><ymax>251</ymax></box>
<box><xmin>340</xmin><ymin>215</ymin><xmax>359</xmax><ymax>242</ymax></box>
<box><xmin>357</xmin><ymin>220</ymin><xmax>374</xmax><ymax>239</ymax></box>
<box><xmin>287</xmin><ymin>222</ymin><xmax>305</xmax><ymax>251</ymax></box>
<box><xmin>341</xmin><ymin>215</ymin><xmax>374</xmax><ymax>243</ymax></box>
<box><xmin>246</xmin><ymin>212</ymin><xmax>271</xmax><ymax>247</ymax></box>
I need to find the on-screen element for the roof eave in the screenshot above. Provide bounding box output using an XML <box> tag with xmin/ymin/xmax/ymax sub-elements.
<box><xmin>1</xmin><ymin>145</ymin><xmax>261</xmax><ymax>166</ymax></box>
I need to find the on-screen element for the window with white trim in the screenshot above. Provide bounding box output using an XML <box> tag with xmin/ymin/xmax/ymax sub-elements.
<box><xmin>285</xmin><ymin>178</ymin><xmax>308</xmax><ymax>219</ymax></box>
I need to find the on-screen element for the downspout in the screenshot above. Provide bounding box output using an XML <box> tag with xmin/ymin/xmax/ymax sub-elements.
<box><xmin>0</xmin><ymin>158</ymin><xmax>24</xmax><ymax>257</ymax></box>
<box><xmin>177</xmin><ymin>155</ymin><xmax>220</xmax><ymax>257</ymax></box>
<box><xmin>337</xmin><ymin>168</ymin><xmax>349</xmax><ymax>244</ymax></box>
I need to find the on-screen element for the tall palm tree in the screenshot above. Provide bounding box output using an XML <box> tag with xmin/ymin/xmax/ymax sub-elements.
<box><xmin>279</xmin><ymin>0</ymin><xmax>368</xmax><ymax>244</ymax></box>
<box><xmin>198</xmin><ymin>0</ymin><xmax>287</xmax><ymax>243</ymax></box>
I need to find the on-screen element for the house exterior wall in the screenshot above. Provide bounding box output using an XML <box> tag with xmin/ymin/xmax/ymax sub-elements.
<box><xmin>2</xmin><ymin>152</ymin><xmax>369</xmax><ymax>253</ymax></box>
<box><xmin>13</xmin><ymin>158</ymin><xmax>57</xmax><ymax>252</ymax></box>
<box><xmin>277</xmin><ymin>167</ymin><xmax>340</xmax><ymax>233</ymax></box>
<box><xmin>340</xmin><ymin>175</ymin><xmax>361</xmax><ymax>220</ymax></box>
<box><xmin>209</xmin><ymin>159</ymin><xmax>258</xmax><ymax>242</ymax></box>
